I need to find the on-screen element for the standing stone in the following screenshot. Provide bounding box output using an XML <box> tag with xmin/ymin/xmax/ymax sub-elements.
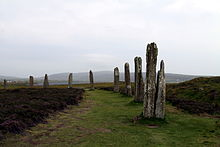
<box><xmin>43</xmin><ymin>74</ymin><xmax>49</xmax><ymax>88</ymax></box>
<box><xmin>134</xmin><ymin>57</ymin><xmax>144</xmax><ymax>102</ymax></box>
<box><xmin>143</xmin><ymin>42</ymin><xmax>158</xmax><ymax>118</ymax></box>
<box><xmin>29</xmin><ymin>76</ymin><xmax>34</xmax><ymax>87</ymax></box>
<box><xmin>3</xmin><ymin>79</ymin><xmax>7</xmax><ymax>89</ymax></box>
<box><xmin>89</xmin><ymin>70</ymin><xmax>94</xmax><ymax>90</ymax></box>
<box><xmin>124</xmin><ymin>63</ymin><xmax>132</xmax><ymax>96</ymax></box>
<box><xmin>155</xmin><ymin>60</ymin><xmax>166</xmax><ymax>119</ymax></box>
<box><xmin>134</xmin><ymin>57</ymin><xmax>138</xmax><ymax>96</ymax></box>
<box><xmin>114</xmin><ymin>67</ymin><xmax>120</xmax><ymax>92</ymax></box>
<box><xmin>68</xmin><ymin>73</ymin><xmax>73</xmax><ymax>88</ymax></box>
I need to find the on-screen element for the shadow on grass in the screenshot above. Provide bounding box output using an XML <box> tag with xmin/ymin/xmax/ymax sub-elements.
<box><xmin>126</xmin><ymin>100</ymin><xmax>143</xmax><ymax>106</ymax></box>
<box><xmin>132</xmin><ymin>113</ymin><xmax>168</xmax><ymax>128</ymax></box>
<box><xmin>138</xmin><ymin>117</ymin><xmax>167</xmax><ymax>125</ymax></box>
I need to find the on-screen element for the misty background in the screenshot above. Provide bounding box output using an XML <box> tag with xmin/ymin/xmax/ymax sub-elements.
<box><xmin>0</xmin><ymin>0</ymin><xmax>220</xmax><ymax>78</ymax></box>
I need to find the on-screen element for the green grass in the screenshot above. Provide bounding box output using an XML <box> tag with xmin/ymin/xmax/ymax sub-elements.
<box><xmin>1</xmin><ymin>90</ymin><xmax>220</xmax><ymax>147</ymax></box>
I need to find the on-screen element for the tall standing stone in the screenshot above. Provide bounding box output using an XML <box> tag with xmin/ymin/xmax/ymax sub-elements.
<box><xmin>29</xmin><ymin>76</ymin><xmax>34</xmax><ymax>87</ymax></box>
<box><xmin>155</xmin><ymin>60</ymin><xmax>166</xmax><ymax>119</ymax></box>
<box><xmin>114</xmin><ymin>67</ymin><xmax>120</xmax><ymax>92</ymax></box>
<box><xmin>124</xmin><ymin>63</ymin><xmax>132</xmax><ymax>96</ymax></box>
<box><xmin>43</xmin><ymin>74</ymin><xmax>49</xmax><ymax>88</ymax></box>
<box><xmin>89</xmin><ymin>70</ymin><xmax>94</xmax><ymax>90</ymax></box>
<box><xmin>68</xmin><ymin>73</ymin><xmax>73</xmax><ymax>88</ymax></box>
<box><xmin>3</xmin><ymin>79</ymin><xmax>7</xmax><ymax>89</ymax></box>
<box><xmin>143</xmin><ymin>43</ymin><xmax>158</xmax><ymax>118</ymax></box>
<box><xmin>134</xmin><ymin>57</ymin><xmax>138</xmax><ymax>96</ymax></box>
<box><xmin>134</xmin><ymin>57</ymin><xmax>144</xmax><ymax>102</ymax></box>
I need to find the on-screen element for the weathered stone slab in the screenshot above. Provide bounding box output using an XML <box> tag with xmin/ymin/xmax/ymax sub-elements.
<box><xmin>68</xmin><ymin>73</ymin><xmax>73</xmax><ymax>88</ymax></box>
<box><xmin>29</xmin><ymin>76</ymin><xmax>34</xmax><ymax>87</ymax></box>
<box><xmin>3</xmin><ymin>79</ymin><xmax>7</xmax><ymax>89</ymax></box>
<box><xmin>124</xmin><ymin>63</ymin><xmax>132</xmax><ymax>96</ymax></box>
<box><xmin>114</xmin><ymin>67</ymin><xmax>120</xmax><ymax>92</ymax></box>
<box><xmin>134</xmin><ymin>57</ymin><xmax>144</xmax><ymax>102</ymax></box>
<box><xmin>89</xmin><ymin>70</ymin><xmax>94</xmax><ymax>90</ymax></box>
<box><xmin>143</xmin><ymin>42</ymin><xmax>158</xmax><ymax>118</ymax></box>
<box><xmin>155</xmin><ymin>60</ymin><xmax>166</xmax><ymax>119</ymax></box>
<box><xmin>43</xmin><ymin>74</ymin><xmax>49</xmax><ymax>88</ymax></box>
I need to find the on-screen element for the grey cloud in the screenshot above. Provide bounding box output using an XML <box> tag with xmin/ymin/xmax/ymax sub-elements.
<box><xmin>0</xmin><ymin>0</ymin><xmax>220</xmax><ymax>77</ymax></box>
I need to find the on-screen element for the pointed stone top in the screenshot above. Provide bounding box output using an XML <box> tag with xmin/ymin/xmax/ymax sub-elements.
<box><xmin>69</xmin><ymin>73</ymin><xmax>73</xmax><ymax>78</ymax></box>
<box><xmin>160</xmin><ymin>60</ymin><xmax>165</xmax><ymax>77</ymax></box>
<box><xmin>114</xmin><ymin>67</ymin><xmax>119</xmax><ymax>70</ymax></box>
<box><xmin>160</xmin><ymin>60</ymin><xmax>165</xmax><ymax>70</ymax></box>
<box><xmin>44</xmin><ymin>74</ymin><xmax>48</xmax><ymax>80</ymax></box>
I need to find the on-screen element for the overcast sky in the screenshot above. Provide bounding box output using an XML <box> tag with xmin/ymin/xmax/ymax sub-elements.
<box><xmin>0</xmin><ymin>0</ymin><xmax>220</xmax><ymax>77</ymax></box>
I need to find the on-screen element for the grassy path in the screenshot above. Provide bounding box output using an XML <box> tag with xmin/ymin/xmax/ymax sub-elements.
<box><xmin>1</xmin><ymin>90</ymin><xmax>220</xmax><ymax>147</ymax></box>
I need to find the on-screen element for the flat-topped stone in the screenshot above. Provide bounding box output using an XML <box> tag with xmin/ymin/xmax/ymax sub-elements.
<box><xmin>68</xmin><ymin>73</ymin><xmax>73</xmax><ymax>88</ymax></box>
<box><xmin>114</xmin><ymin>67</ymin><xmax>120</xmax><ymax>92</ymax></box>
<box><xmin>134</xmin><ymin>57</ymin><xmax>144</xmax><ymax>102</ymax></box>
<box><xmin>124</xmin><ymin>63</ymin><xmax>132</xmax><ymax>96</ymax></box>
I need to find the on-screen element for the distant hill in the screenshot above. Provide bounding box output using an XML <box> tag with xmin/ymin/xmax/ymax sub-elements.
<box><xmin>0</xmin><ymin>75</ymin><xmax>24</xmax><ymax>81</ymax></box>
<box><xmin>38</xmin><ymin>71</ymin><xmax>200</xmax><ymax>83</ymax></box>
<box><xmin>165</xmin><ymin>73</ymin><xmax>199</xmax><ymax>83</ymax></box>
<box><xmin>0</xmin><ymin>71</ymin><xmax>201</xmax><ymax>84</ymax></box>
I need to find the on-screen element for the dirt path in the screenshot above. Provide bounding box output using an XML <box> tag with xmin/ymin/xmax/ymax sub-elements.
<box><xmin>1</xmin><ymin>93</ymin><xmax>97</xmax><ymax>146</ymax></box>
<box><xmin>1</xmin><ymin>90</ymin><xmax>219</xmax><ymax>147</ymax></box>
